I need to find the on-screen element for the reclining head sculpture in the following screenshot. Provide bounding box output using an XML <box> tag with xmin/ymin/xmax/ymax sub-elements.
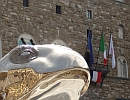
<box><xmin>0</xmin><ymin>44</ymin><xmax>90</xmax><ymax>100</ymax></box>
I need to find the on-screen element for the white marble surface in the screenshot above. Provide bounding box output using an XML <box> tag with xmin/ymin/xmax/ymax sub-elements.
<box><xmin>0</xmin><ymin>44</ymin><xmax>88</xmax><ymax>73</ymax></box>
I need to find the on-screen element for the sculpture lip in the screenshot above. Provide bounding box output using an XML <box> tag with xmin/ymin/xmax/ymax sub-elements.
<box><xmin>15</xmin><ymin>67</ymin><xmax>90</xmax><ymax>100</ymax></box>
<box><xmin>0</xmin><ymin>67</ymin><xmax>90</xmax><ymax>100</ymax></box>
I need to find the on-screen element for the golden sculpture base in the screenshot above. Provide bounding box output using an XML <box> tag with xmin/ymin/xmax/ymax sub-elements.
<box><xmin>0</xmin><ymin>67</ymin><xmax>90</xmax><ymax>100</ymax></box>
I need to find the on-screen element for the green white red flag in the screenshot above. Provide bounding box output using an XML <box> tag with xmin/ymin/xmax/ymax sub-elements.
<box><xmin>99</xmin><ymin>33</ymin><xmax>107</xmax><ymax>66</ymax></box>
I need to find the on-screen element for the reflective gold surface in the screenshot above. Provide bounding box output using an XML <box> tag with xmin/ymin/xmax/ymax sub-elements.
<box><xmin>0</xmin><ymin>67</ymin><xmax>90</xmax><ymax>100</ymax></box>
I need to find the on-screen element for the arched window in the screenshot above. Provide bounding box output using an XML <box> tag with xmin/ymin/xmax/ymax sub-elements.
<box><xmin>0</xmin><ymin>36</ymin><xmax>2</xmax><ymax>59</ymax></box>
<box><xmin>18</xmin><ymin>34</ymin><xmax>36</xmax><ymax>45</ymax></box>
<box><xmin>118</xmin><ymin>25</ymin><xmax>124</xmax><ymax>39</ymax></box>
<box><xmin>117</xmin><ymin>56</ymin><xmax>128</xmax><ymax>78</ymax></box>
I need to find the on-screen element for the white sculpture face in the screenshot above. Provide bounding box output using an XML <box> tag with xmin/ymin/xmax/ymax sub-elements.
<box><xmin>0</xmin><ymin>44</ymin><xmax>90</xmax><ymax>100</ymax></box>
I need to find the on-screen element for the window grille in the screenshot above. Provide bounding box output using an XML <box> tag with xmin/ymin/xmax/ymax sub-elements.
<box><xmin>56</xmin><ymin>5</ymin><xmax>61</xmax><ymax>14</ymax></box>
<box><xmin>23</xmin><ymin>0</ymin><xmax>29</xmax><ymax>7</ymax></box>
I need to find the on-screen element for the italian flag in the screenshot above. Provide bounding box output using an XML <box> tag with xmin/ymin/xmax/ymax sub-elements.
<box><xmin>90</xmin><ymin>71</ymin><xmax>102</xmax><ymax>83</ymax></box>
<box><xmin>99</xmin><ymin>33</ymin><xmax>107</xmax><ymax>65</ymax></box>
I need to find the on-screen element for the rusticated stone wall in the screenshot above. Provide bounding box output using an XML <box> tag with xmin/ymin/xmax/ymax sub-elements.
<box><xmin>80</xmin><ymin>77</ymin><xmax>130</xmax><ymax>100</ymax></box>
<box><xmin>0</xmin><ymin>0</ymin><xmax>130</xmax><ymax>100</ymax></box>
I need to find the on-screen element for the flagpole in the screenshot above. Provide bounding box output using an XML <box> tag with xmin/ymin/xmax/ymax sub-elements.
<box><xmin>97</xmin><ymin>30</ymin><xmax>104</xmax><ymax>87</ymax></box>
<box><xmin>107</xmin><ymin>31</ymin><xmax>112</xmax><ymax>69</ymax></box>
<box><xmin>96</xmin><ymin>30</ymin><xmax>103</xmax><ymax>67</ymax></box>
<box><xmin>85</xmin><ymin>27</ymin><xmax>93</xmax><ymax>67</ymax></box>
<box><xmin>100</xmin><ymin>30</ymin><xmax>112</xmax><ymax>87</ymax></box>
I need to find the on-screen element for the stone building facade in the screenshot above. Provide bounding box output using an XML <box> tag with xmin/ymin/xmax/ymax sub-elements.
<box><xmin>0</xmin><ymin>0</ymin><xmax>130</xmax><ymax>100</ymax></box>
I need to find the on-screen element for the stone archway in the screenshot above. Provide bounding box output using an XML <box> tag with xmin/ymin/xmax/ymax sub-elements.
<box><xmin>0</xmin><ymin>35</ymin><xmax>2</xmax><ymax>59</ymax></box>
<box><xmin>18</xmin><ymin>33</ymin><xmax>36</xmax><ymax>45</ymax></box>
<box><xmin>0</xmin><ymin>25</ymin><xmax>4</xmax><ymax>59</ymax></box>
<box><xmin>52</xmin><ymin>39</ymin><xmax>67</xmax><ymax>46</ymax></box>
<box><xmin>16</xmin><ymin>22</ymin><xmax>41</xmax><ymax>44</ymax></box>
